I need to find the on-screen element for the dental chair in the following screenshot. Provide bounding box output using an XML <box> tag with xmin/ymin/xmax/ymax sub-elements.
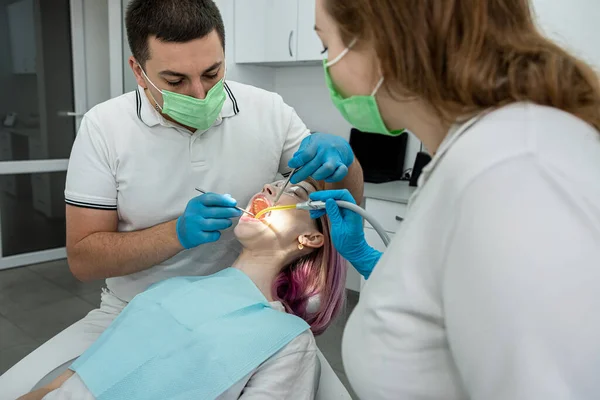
<box><xmin>32</xmin><ymin>348</ymin><xmax>352</xmax><ymax>399</ymax></box>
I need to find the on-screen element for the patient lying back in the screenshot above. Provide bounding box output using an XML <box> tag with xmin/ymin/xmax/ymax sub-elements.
<box><xmin>21</xmin><ymin>179</ymin><xmax>346</xmax><ymax>400</ymax></box>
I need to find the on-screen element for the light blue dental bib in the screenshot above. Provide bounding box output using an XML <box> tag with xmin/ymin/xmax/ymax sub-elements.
<box><xmin>70</xmin><ymin>268</ymin><xmax>309</xmax><ymax>400</ymax></box>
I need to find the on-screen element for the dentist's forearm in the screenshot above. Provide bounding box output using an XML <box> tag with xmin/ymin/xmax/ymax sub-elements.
<box><xmin>67</xmin><ymin>220</ymin><xmax>184</xmax><ymax>282</ymax></box>
<box><xmin>325</xmin><ymin>159</ymin><xmax>364</xmax><ymax>204</ymax></box>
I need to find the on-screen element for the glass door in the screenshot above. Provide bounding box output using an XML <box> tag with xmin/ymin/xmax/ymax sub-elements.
<box><xmin>0</xmin><ymin>0</ymin><xmax>108</xmax><ymax>270</ymax></box>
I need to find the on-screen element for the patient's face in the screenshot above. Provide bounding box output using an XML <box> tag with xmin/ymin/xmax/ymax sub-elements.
<box><xmin>234</xmin><ymin>180</ymin><xmax>320</xmax><ymax>250</ymax></box>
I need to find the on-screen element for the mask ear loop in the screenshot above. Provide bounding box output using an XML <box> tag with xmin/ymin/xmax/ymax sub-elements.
<box><xmin>138</xmin><ymin>63</ymin><xmax>164</xmax><ymax>111</ymax></box>
<box><xmin>325</xmin><ymin>38</ymin><xmax>359</xmax><ymax>68</ymax></box>
<box><xmin>371</xmin><ymin>76</ymin><xmax>385</xmax><ymax>96</ymax></box>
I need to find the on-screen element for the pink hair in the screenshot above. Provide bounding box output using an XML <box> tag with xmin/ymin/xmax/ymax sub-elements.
<box><xmin>272</xmin><ymin>216</ymin><xmax>347</xmax><ymax>335</ymax></box>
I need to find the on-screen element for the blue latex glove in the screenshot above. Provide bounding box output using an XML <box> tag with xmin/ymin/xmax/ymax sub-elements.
<box><xmin>288</xmin><ymin>133</ymin><xmax>354</xmax><ymax>184</ymax></box>
<box><xmin>310</xmin><ymin>189</ymin><xmax>382</xmax><ymax>279</ymax></box>
<box><xmin>176</xmin><ymin>193</ymin><xmax>243</xmax><ymax>249</ymax></box>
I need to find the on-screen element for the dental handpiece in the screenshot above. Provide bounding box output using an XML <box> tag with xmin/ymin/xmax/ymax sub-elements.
<box><xmin>194</xmin><ymin>188</ymin><xmax>255</xmax><ymax>217</ymax></box>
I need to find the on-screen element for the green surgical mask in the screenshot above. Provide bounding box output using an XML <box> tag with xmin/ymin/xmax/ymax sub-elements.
<box><xmin>141</xmin><ymin>67</ymin><xmax>226</xmax><ymax>131</ymax></box>
<box><xmin>324</xmin><ymin>40</ymin><xmax>404</xmax><ymax>136</ymax></box>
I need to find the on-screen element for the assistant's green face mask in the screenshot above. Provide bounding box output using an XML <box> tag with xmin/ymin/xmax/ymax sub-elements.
<box><xmin>141</xmin><ymin>66</ymin><xmax>226</xmax><ymax>131</ymax></box>
<box><xmin>324</xmin><ymin>40</ymin><xmax>404</xmax><ymax>136</ymax></box>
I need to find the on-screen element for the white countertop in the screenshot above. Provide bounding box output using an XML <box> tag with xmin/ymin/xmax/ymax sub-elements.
<box><xmin>364</xmin><ymin>180</ymin><xmax>416</xmax><ymax>204</ymax></box>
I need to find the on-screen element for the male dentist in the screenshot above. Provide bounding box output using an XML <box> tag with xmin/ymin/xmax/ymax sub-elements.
<box><xmin>0</xmin><ymin>0</ymin><xmax>363</xmax><ymax>397</ymax></box>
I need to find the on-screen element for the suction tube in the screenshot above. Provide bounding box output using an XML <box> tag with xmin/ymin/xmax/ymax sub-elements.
<box><xmin>296</xmin><ymin>201</ymin><xmax>391</xmax><ymax>247</ymax></box>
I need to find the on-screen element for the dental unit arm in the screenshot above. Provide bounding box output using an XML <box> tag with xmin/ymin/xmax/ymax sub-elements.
<box><xmin>296</xmin><ymin>201</ymin><xmax>391</xmax><ymax>247</ymax></box>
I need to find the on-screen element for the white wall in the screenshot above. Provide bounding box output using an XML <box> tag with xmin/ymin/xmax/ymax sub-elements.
<box><xmin>532</xmin><ymin>0</ymin><xmax>600</xmax><ymax>71</ymax></box>
<box><xmin>274</xmin><ymin>66</ymin><xmax>351</xmax><ymax>137</ymax></box>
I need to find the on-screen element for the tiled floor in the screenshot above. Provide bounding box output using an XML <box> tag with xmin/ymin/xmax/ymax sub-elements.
<box><xmin>0</xmin><ymin>259</ymin><xmax>359</xmax><ymax>399</ymax></box>
<box><xmin>0</xmin><ymin>260</ymin><xmax>103</xmax><ymax>375</ymax></box>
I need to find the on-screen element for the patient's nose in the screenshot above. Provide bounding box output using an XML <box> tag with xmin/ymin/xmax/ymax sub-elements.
<box><xmin>262</xmin><ymin>184</ymin><xmax>275</xmax><ymax>196</ymax></box>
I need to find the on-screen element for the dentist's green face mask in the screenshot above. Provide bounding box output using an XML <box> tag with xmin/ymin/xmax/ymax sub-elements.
<box><xmin>140</xmin><ymin>66</ymin><xmax>226</xmax><ymax>131</ymax></box>
<box><xmin>324</xmin><ymin>39</ymin><xmax>404</xmax><ymax>136</ymax></box>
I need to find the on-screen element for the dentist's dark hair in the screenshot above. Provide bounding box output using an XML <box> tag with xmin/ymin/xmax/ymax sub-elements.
<box><xmin>126</xmin><ymin>0</ymin><xmax>225</xmax><ymax>66</ymax></box>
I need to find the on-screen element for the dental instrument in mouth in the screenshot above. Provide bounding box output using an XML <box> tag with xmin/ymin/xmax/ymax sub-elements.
<box><xmin>195</xmin><ymin>188</ymin><xmax>256</xmax><ymax>217</ymax></box>
<box><xmin>273</xmin><ymin>167</ymin><xmax>300</xmax><ymax>204</ymax></box>
<box><xmin>254</xmin><ymin>200</ymin><xmax>392</xmax><ymax>247</ymax></box>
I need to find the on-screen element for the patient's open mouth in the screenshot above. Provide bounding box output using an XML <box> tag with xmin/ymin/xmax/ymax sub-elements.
<box><xmin>249</xmin><ymin>195</ymin><xmax>271</xmax><ymax>220</ymax></box>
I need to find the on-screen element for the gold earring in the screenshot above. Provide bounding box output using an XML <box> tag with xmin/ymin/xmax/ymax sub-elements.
<box><xmin>298</xmin><ymin>243</ymin><xmax>304</xmax><ymax>250</ymax></box>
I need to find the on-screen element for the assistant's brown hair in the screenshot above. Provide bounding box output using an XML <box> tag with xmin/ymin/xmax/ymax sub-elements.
<box><xmin>325</xmin><ymin>0</ymin><xmax>600</xmax><ymax>131</ymax></box>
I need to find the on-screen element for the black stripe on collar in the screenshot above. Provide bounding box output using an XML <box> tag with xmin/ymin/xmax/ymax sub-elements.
<box><xmin>224</xmin><ymin>82</ymin><xmax>239</xmax><ymax>114</ymax></box>
<box><xmin>136</xmin><ymin>89</ymin><xmax>142</xmax><ymax>121</ymax></box>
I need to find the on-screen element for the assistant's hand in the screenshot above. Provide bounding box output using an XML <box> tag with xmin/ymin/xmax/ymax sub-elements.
<box><xmin>176</xmin><ymin>193</ymin><xmax>243</xmax><ymax>249</ymax></box>
<box><xmin>288</xmin><ymin>133</ymin><xmax>354</xmax><ymax>184</ymax></box>
<box><xmin>310</xmin><ymin>189</ymin><xmax>381</xmax><ymax>279</ymax></box>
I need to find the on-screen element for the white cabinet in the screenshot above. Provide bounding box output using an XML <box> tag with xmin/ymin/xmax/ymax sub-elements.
<box><xmin>364</xmin><ymin>198</ymin><xmax>407</xmax><ymax>233</ymax></box>
<box><xmin>296</xmin><ymin>0</ymin><xmax>324</xmax><ymax>61</ymax></box>
<box><xmin>365</xmin><ymin>227</ymin><xmax>390</xmax><ymax>253</ymax></box>
<box><xmin>7</xmin><ymin>0</ymin><xmax>37</xmax><ymax>74</ymax></box>
<box><xmin>234</xmin><ymin>0</ymin><xmax>297</xmax><ymax>63</ymax></box>
<box><xmin>234</xmin><ymin>0</ymin><xmax>323</xmax><ymax>64</ymax></box>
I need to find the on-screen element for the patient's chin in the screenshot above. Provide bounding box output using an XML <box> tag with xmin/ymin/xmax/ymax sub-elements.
<box><xmin>234</xmin><ymin>218</ymin><xmax>269</xmax><ymax>242</ymax></box>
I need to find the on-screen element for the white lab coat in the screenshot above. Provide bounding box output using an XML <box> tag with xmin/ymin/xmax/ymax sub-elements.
<box><xmin>343</xmin><ymin>103</ymin><xmax>600</xmax><ymax>399</ymax></box>
<box><xmin>43</xmin><ymin>303</ymin><xmax>319</xmax><ymax>400</ymax></box>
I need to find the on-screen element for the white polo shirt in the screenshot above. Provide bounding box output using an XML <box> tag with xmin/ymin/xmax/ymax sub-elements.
<box><xmin>65</xmin><ymin>81</ymin><xmax>309</xmax><ymax>301</ymax></box>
